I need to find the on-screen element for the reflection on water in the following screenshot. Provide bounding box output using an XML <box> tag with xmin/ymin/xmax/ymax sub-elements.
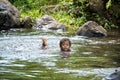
<box><xmin>0</xmin><ymin>29</ymin><xmax>120</xmax><ymax>80</ymax></box>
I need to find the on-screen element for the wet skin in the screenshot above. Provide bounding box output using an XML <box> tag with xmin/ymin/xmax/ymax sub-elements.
<box><xmin>42</xmin><ymin>37</ymin><xmax>48</xmax><ymax>48</ymax></box>
<box><xmin>61</xmin><ymin>41</ymin><xmax>71</xmax><ymax>51</ymax></box>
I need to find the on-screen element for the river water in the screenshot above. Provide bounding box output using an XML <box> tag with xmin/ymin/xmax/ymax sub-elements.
<box><xmin>0</xmin><ymin>29</ymin><xmax>120</xmax><ymax>80</ymax></box>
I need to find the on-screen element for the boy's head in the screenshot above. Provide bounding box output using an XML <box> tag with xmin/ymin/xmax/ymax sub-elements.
<box><xmin>59</xmin><ymin>38</ymin><xmax>71</xmax><ymax>51</ymax></box>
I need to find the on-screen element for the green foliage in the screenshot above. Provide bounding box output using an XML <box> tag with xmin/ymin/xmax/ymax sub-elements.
<box><xmin>106</xmin><ymin>0</ymin><xmax>112</xmax><ymax>10</ymax></box>
<box><xmin>91</xmin><ymin>13</ymin><xmax>118</xmax><ymax>30</ymax></box>
<box><xmin>9</xmin><ymin>0</ymin><xmax>40</xmax><ymax>12</ymax></box>
<box><xmin>52</xmin><ymin>11</ymin><xmax>86</xmax><ymax>35</ymax></box>
<box><xmin>9</xmin><ymin>0</ymin><xmax>119</xmax><ymax>34</ymax></box>
<box><xmin>71</xmin><ymin>0</ymin><xmax>89</xmax><ymax>17</ymax></box>
<box><xmin>9</xmin><ymin>0</ymin><xmax>61</xmax><ymax>10</ymax></box>
<box><xmin>104</xmin><ymin>20</ymin><xmax>118</xmax><ymax>30</ymax></box>
<box><xmin>21</xmin><ymin>9</ymin><xmax>43</xmax><ymax>20</ymax></box>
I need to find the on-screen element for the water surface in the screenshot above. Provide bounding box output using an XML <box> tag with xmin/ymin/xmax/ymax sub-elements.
<box><xmin>0</xmin><ymin>29</ymin><xmax>120</xmax><ymax>80</ymax></box>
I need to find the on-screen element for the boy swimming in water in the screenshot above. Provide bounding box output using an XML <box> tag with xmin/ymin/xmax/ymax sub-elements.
<box><xmin>59</xmin><ymin>38</ymin><xmax>71</xmax><ymax>58</ymax></box>
<box><xmin>41</xmin><ymin>37</ymin><xmax>71</xmax><ymax>58</ymax></box>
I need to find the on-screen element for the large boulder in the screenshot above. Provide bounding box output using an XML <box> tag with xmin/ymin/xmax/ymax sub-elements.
<box><xmin>33</xmin><ymin>15</ymin><xmax>66</xmax><ymax>33</ymax></box>
<box><xmin>76</xmin><ymin>21</ymin><xmax>107</xmax><ymax>37</ymax></box>
<box><xmin>0</xmin><ymin>0</ymin><xmax>20</xmax><ymax>30</ymax></box>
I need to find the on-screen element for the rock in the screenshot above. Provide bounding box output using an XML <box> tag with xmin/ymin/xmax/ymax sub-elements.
<box><xmin>89</xmin><ymin>0</ymin><xmax>104</xmax><ymax>13</ymax></box>
<box><xmin>21</xmin><ymin>16</ymin><xmax>32</xmax><ymax>28</ymax></box>
<box><xmin>103</xmin><ymin>70</ymin><xmax>120</xmax><ymax>80</ymax></box>
<box><xmin>0</xmin><ymin>0</ymin><xmax>20</xmax><ymax>31</ymax></box>
<box><xmin>33</xmin><ymin>15</ymin><xmax>66</xmax><ymax>33</ymax></box>
<box><xmin>76</xmin><ymin>21</ymin><xmax>107</xmax><ymax>37</ymax></box>
<box><xmin>39</xmin><ymin>4</ymin><xmax>70</xmax><ymax>14</ymax></box>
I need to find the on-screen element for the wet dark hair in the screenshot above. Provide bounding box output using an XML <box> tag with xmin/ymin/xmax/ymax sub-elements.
<box><xmin>59</xmin><ymin>38</ymin><xmax>71</xmax><ymax>51</ymax></box>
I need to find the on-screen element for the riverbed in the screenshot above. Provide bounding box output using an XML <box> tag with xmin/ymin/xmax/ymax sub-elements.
<box><xmin>0</xmin><ymin>29</ymin><xmax>120</xmax><ymax>80</ymax></box>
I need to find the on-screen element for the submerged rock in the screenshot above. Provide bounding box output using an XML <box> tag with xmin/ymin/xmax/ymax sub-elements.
<box><xmin>76</xmin><ymin>21</ymin><xmax>107</xmax><ymax>37</ymax></box>
<box><xmin>103</xmin><ymin>70</ymin><xmax>120</xmax><ymax>80</ymax></box>
<box><xmin>0</xmin><ymin>0</ymin><xmax>20</xmax><ymax>30</ymax></box>
<box><xmin>33</xmin><ymin>15</ymin><xmax>66</xmax><ymax>33</ymax></box>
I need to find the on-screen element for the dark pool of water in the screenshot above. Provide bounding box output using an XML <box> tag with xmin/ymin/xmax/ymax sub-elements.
<box><xmin>0</xmin><ymin>29</ymin><xmax>120</xmax><ymax>80</ymax></box>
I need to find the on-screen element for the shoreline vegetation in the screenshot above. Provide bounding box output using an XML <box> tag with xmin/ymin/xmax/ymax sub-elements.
<box><xmin>9</xmin><ymin>0</ymin><xmax>120</xmax><ymax>35</ymax></box>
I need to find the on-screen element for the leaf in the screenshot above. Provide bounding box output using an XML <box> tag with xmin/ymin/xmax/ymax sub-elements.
<box><xmin>106</xmin><ymin>0</ymin><xmax>112</xmax><ymax>10</ymax></box>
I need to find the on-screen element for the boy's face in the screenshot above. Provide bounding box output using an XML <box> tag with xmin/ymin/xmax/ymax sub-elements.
<box><xmin>61</xmin><ymin>41</ymin><xmax>70</xmax><ymax>51</ymax></box>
